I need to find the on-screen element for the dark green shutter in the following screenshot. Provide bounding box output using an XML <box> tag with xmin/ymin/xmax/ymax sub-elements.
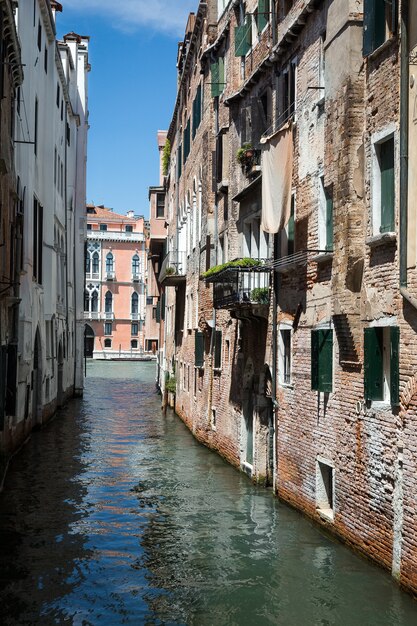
<box><xmin>319</xmin><ymin>329</ymin><xmax>333</xmax><ymax>393</ymax></box>
<box><xmin>363</xmin><ymin>0</ymin><xmax>386</xmax><ymax>56</ymax></box>
<box><xmin>218</xmin><ymin>57</ymin><xmax>225</xmax><ymax>95</ymax></box>
<box><xmin>390</xmin><ymin>326</ymin><xmax>400</xmax><ymax>406</ymax></box>
<box><xmin>325</xmin><ymin>190</ymin><xmax>333</xmax><ymax>251</ymax></box>
<box><xmin>211</xmin><ymin>61</ymin><xmax>220</xmax><ymax>97</ymax></box>
<box><xmin>380</xmin><ymin>139</ymin><xmax>395</xmax><ymax>233</ymax></box>
<box><xmin>192</xmin><ymin>85</ymin><xmax>202</xmax><ymax>139</ymax></box>
<box><xmin>161</xmin><ymin>291</ymin><xmax>165</xmax><ymax>321</ymax></box>
<box><xmin>235</xmin><ymin>17</ymin><xmax>252</xmax><ymax>57</ymax></box>
<box><xmin>184</xmin><ymin>119</ymin><xmax>190</xmax><ymax>162</ymax></box>
<box><xmin>391</xmin><ymin>0</ymin><xmax>398</xmax><ymax>35</ymax></box>
<box><xmin>364</xmin><ymin>327</ymin><xmax>384</xmax><ymax>401</ymax></box>
<box><xmin>177</xmin><ymin>144</ymin><xmax>182</xmax><ymax>180</ymax></box>
<box><xmin>257</xmin><ymin>0</ymin><xmax>269</xmax><ymax>32</ymax></box>
<box><xmin>311</xmin><ymin>330</ymin><xmax>319</xmax><ymax>391</ymax></box>
<box><xmin>214</xmin><ymin>330</ymin><xmax>222</xmax><ymax>369</ymax></box>
<box><xmin>195</xmin><ymin>331</ymin><xmax>204</xmax><ymax>367</ymax></box>
<box><xmin>156</xmin><ymin>300</ymin><xmax>161</xmax><ymax>323</ymax></box>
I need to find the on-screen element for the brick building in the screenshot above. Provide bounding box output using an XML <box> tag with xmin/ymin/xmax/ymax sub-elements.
<box><xmin>84</xmin><ymin>205</ymin><xmax>147</xmax><ymax>359</ymax></box>
<box><xmin>155</xmin><ymin>0</ymin><xmax>417</xmax><ymax>593</ymax></box>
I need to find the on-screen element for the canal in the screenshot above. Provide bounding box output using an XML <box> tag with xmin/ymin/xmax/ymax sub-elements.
<box><xmin>0</xmin><ymin>361</ymin><xmax>417</xmax><ymax>625</ymax></box>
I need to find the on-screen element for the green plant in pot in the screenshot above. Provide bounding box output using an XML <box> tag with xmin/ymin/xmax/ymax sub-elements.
<box><xmin>165</xmin><ymin>266</ymin><xmax>176</xmax><ymax>276</ymax></box>
<box><xmin>251</xmin><ymin>287</ymin><xmax>269</xmax><ymax>304</ymax></box>
<box><xmin>236</xmin><ymin>142</ymin><xmax>253</xmax><ymax>165</ymax></box>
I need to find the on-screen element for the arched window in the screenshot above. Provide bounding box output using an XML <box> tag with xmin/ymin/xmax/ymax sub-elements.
<box><xmin>132</xmin><ymin>254</ymin><xmax>140</xmax><ymax>275</ymax></box>
<box><xmin>105</xmin><ymin>291</ymin><xmax>113</xmax><ymax>313</ymax></box>
<box><xmin>92</xmin><ymin>252</ymin><xmax>99</xmax><ymax>274</ymax></box>
<box><xmin>86</xmin><ymin>254</ymin><xmax>91</xmax><ymax>274</ymax></box>
<box><xmin>131</xmin><ymin>292</ymin><xmax>139</xmax><ymax>315</ymax></box>
<box><xmin>106</xmin><ymin>252</ymin><xmax>114</xmax><ymax>273</ymax></box>
<box><xmin>91</xmin><ymin>290</ymin><xmax>98</xmax><ymax>312</ymax></box>
<box><xmin>84</xmin><ymin>290</ymin><xmax>90</xmax><ymax>311</ymax></box>
<box><xmin>104</xmin><ymin>338</ymin><xmax>112</xmax><ymax>348</ymax></box>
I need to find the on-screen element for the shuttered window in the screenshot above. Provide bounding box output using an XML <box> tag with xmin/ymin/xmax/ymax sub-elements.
<box><xmin>211</xmin><ymin>57</ymin><xmax>225</xmax><ymax>98</ymax></box>
<box><xmin>363</xmin><ymin>0</ymin><xmax>397</xmax><ymax>56</ymax></box>
<box><xmin>156</xmin><ymin>300</ymin><xmax>161</xmax><ymax>323</ymax></box>
<box><xmin>192</xmin><ymin>84</ymin><xmax>202</xmax><ymax>139</ymax></box>
<box><xmin>379</xmin><ymin>138</ymin><xmax>395</xmax><ymax>233</ymax></box>
<box><xmin>183</xmin><ymin>119</ymin><xmax>191</xmax><ymax>163</ymax></box>
<box><xmin>364</xmin><ymin>326</ymin><xmax>400</xmax><ymax>405</ymax></box>
<box><xmin>257</xmin><ymin>0</ymin><xmax>269</xmax><ymax>32</ymax></box>
<box><xmin>177</xmin><ymin>144</ymin><xmax>182</xmax><ymax>180</ymax></box>
<box><xmin>235</xmin><ymin>17</ymin><xmax>252</xmax><ymax>57</ymax></box>
<box><xmin>325</xmin><ymin>188</ymin><xmax>333</xmax><ymax>251</ymax></box>
<box><xmin>311</xmin><ymin>329</ymin><xmax>333</xmax><ymax>393</ymax></box>
<box><xmin>214</xmin><ymin>330</ymin><xmax>222</xmax><ymax>369</ymax></box>
<box><xmin>195</xmin><ymin>331</ymin><xmax>204</xmax><ymax>367</ymax></box>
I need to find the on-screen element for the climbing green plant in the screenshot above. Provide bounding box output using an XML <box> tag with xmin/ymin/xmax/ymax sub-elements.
<box><xmin>201</xmin><ymin>257</ymin><xmax>261</xmax><ymax>279</ymax></box>
<box><xmin>162</xmin><ymin>139</ymin><xmax>171</xmax><ymax>176</ymax></box>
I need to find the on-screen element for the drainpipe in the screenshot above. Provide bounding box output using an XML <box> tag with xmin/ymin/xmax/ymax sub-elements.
<box><xmin>270</xmin><ymin>233</ymin><xmax>279</xmax><ymax>492</ymax></box>
<box><xmin>399</xmin><ymin>0</ymin><xmax>413</xmax><ymax>307</ymax></box>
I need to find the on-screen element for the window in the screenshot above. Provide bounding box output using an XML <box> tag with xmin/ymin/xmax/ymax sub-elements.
<box><xmin>91</xmin><ymin>290</ymin><xmax>98</xmax><ymax>312</ymax></box>
<box><xmin>278</xmin><ymin>58</ymin><xmax>297</xmax><ymax>126</ymax></box>
<box><xmin>195</xmin><ymin>331</ymin><xmax>204</xmax><ymax>367</ymax></box>
<box><xmin>214</xmin><ymin>330</ymin><xmax>222</xmax><ymax>369</ymax></box>
<box><xmin>131</xmin><ymin>323</ymin><xmax>138</xmax><ymax>336</ymax></box>
<box><xmin>85</xmin><ymin>255</ymin><xmax>91</xmax><ymax>274</ymax></box>
<box><xmin>44</xmin><ymin>47</ymin><xmax>48</xmax><ymax>73</ymax></box>
<box><xmin>92</xmin><ymin>251</ymin><xmax>99</xmax><ymax>274</ymax></box>
<box><xmin>211</xmin><ymin>56</ymin><xmax>225</xmax><ymax>97</ymax></box>
<box><xmin>106</xmin><ymin>252</ymin><xmax>114</xmax><ymax>274</ymax></box>
<box><xmin>131</xmin><ymin>292</ymin><xmax>139</xmax><ymax>316</ymax></box>
<box><xmin>37</xmin><ymin>20</ymin><xmax>42</xmax><ymax>51</ymax></box>
<box><xmin>156</xmin><ymin>193</ymin><xmax>165</xmax><ymax>218</ymax></box>
<box><xmin>100</xmin><ymin>224</ymin><xmax>107</xmax><ymax>231</ymax></box>
<box><xmin>373</xmin><ymin>136</ymin><xmax>395</xmax><ymax>235</ymax></box>
<box><xmin>105</xmin><ymin>291</ymin><xmax>113</xmax><ymax>313</ymax></box>
<box><xmin>56</xmin><ymin>83</ymin><xmax>60</xmax><ymax>107</ymax></box>
<box><xmin>311</xmin><ymin>329</ymin><xmax>333</xmax><ymax>393</ymax></box>
<box><xmin>282</xmin><ymin>194</ymin><xmax>295</xmax><ymax>257</ymax></box>
<box><xmin>125</xmin><ymin>224</ymin><xmax>133</xmax><ymax>233</ymax></box>
<box><xmin>177</xmin><ymin>143</ymin><xmax>182</xmax><ymax>180</ymax></box>
<box><xmin>319</xmin><ymin>179</ymin><xmax>333</xmax><ymax>252</ymax></box>
<box><xmin>316</xmin><ymin>459</ymin><xmax>334</xmax><ymax>520</ymax></box>
<box><xmin>192</xmin><ymin>84</ymin><xmax>202</xmax><ymax>139</ymax></box>
<box><xmin>104</xmin><ymin>338</ymin><xmax>112</xmax><ymax>348</ymax></box>
<box><xmin>33</xmin><ymin>197</ymin><xmax>43</xmax><ymax>284</ymax></box>
<box><xmin>279</xmin><ymin>328</ymin><xmax>292</xmax><ymax>385</ymax></box>
<box><xmin>132</xmin><ymin>254</ymin><xmax>140</xmax><ymax>276</ymax></box>
<box><xmin>131</xmin><ymin>339</ymin><xmax>138</xmax><ymax>349</ymax></box>
<box><xmin>183</xmin><ymin>119</ymin><xmax>191</xmax><ymax>162</ymax></box>
<box><xmin>87</xmin><ymin>224</ymin><xmax>92</xmax><ymax>231</ymax></box>
<box><xmin>84</xmin><ymin>290</ymin><xmax>89</xmax><ymax>311</ymax></box>
<box><xmin>364</xmin><ymin>326</ymin><xmax>399</xmax><ymax>405</ymax></box>
<box><xmin>363</xmin><ymin>0</ymin><xmax>397</xmax><ymax>56</ymax></box>
<box><xmin>257</xmin><ymin>0</ymin><xmax>270</xmax><ymax>32</ymax></box>
<box><xmin>104</xmin><ymin>322</ymin><xmax>112</xmax><ymax>336</ymax></box>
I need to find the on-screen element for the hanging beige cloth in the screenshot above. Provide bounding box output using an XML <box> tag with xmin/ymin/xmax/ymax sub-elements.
<box><xmin>260</xmin><ymin>122</ymin><xmax>293</xmax><ymax>234</ymax></box>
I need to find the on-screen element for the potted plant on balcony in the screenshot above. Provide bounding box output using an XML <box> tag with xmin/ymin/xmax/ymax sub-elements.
<box><xmin>165</xmin><ymin>266</ymin><xmax>176</xmax><ymax>276</ymax></box>
<box><xmin>236</xmin><ymin>142</ymin><xmax>254</xmax><ymax>165</ymax></box>
<box><xmin>251</xmin><ymin>287</ymin><xmax>269</xmax><ymax>304</ymax></box>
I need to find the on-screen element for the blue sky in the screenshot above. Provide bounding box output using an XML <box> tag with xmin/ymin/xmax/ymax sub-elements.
<box><xmin>57</xmin><ymin>1</ymin><xmax>198</xmax><ymax>218</ymax></box>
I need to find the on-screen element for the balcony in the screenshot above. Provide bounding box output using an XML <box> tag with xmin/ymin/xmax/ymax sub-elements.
<box><xmin>204</xmin><ymin>260</ymin><xmax>271</xmax><ymax>319</ymax></box>
<box><xmin>240</xmin><ymin>149</ymin><xmax>262</xmax><ymax>178</ymax></box>
<box><xmin>104</xmin><ymin>311</ymin><xmax>115</xmax><ymax>320</ymax></box>
<box><xmin>106</xmin><ymin>271</ymin><xmax>116</xmax><ymax>281</ymax></box>
<box><xmin>132</xmin><ymin>273</ymin><xmax>141</xmax><ymax>282</ymax></box>
<box><xmin>159</xmin><ymin>250</ymin><xmax>187</xmax><ymax>286</ymax></box>
<box><xmin>131</xmin><ymin>313</ymin><xmax>140</xmax><ymax>321</ymax></box>
<box><xmin>87</xmin><ymin>230</ymin><xmax>144</xmax><ymax>243</ymax></box>
<box><xmin>84</xmin><ymin>311</ymin><xmax>100</xmax><ymax>321</ymax></box>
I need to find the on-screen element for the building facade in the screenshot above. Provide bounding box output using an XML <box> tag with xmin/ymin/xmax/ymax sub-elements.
<box><xmin>8</xmin><ymin>2</ymin><xmax>89</xmax><ymax>472</ymax></box>
<box><xmin>156</xmin><ymin>0</ymin><xmax>417</xmax><ymax>593</ymax></box>
<box><xmin>84</xmin><ymin>205</ymin><xmax>147</xmax><ymax>359</ymax></box>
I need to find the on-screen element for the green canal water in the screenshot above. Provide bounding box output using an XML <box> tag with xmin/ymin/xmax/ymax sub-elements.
<box><xmin>0</xmin><ymin>360</ymin><xmax>416</xmax><ymax>625</ymax></box>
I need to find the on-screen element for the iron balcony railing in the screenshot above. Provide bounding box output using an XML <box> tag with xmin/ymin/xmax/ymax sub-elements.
<box><xmin>87</xmin><ymin>230</ymin><xmax>144</xmax><ymax>243</ymax></box>
<box><xmin>159</xmin><ymin>250</ymin><xmax>187</xmax><ymax>284</ymax></box>
<box><xmin>203</xmin><ymin>259</ymin><xmax>271</xmax><ymax>310</ymax></box>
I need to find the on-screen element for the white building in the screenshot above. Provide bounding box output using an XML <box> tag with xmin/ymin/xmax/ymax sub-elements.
<box><xmin>13</xmin><ymin>1</ymin><xmax>89</xmax><ymax>438</ymax></box>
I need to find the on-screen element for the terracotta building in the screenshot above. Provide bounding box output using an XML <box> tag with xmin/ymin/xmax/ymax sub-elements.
<box><xmin>84</xmin><ymin>205</ymin><xmax>147</xmax><ymax>359</ymax></box>
<box><xmin>155</xmin><ymin>0</ymin><xmax>417</xmax><ymax>594</ymax></box>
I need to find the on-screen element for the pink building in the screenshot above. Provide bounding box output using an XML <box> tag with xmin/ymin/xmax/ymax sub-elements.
<box><xmin>84</xmin><ymin>205</ymin><xmax>147</xmax><ymax>359</ymax></box>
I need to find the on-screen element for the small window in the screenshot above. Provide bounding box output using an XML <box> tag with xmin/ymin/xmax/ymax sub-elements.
<box><xmin>364</xmin><ymin>326</ymin><xmax>399</xmax><ymax>405</ymax></box>
<box><xmin>106</xmin><ymin>252</ymin><xmax>114</xmax><ymax>274</ymax></box>
<box><xmin>195</xmin><ymin>331</ymin><xmax>204</xmax><ymax>368</ymax></box>
<box><xmin>311</xmin><ymin>329</ymin><xmax>333</xmax><ymax>393</ymax></box>
<box><xmin>279</xmin><ymin>328</ymin><xmax>291</xmax><ymax>385</ymax></box>
<box><xmin>278</xmin><ymin>58</ymin><xmax>297</xmax><ymax>126</ymax></box>
<box><xmin>92</xmin><ymin>252</ymin><xmax>99</xmax><ymax>274</ymax></box>
<box><xmin>125</xmin><ymin>224</ymin><xmax>133</xmax><ymax>233</ymax></box>
<box><xmin>363</xmin><ymin>0</ymin><xmax>397</xmax><ymax>56</ymax></box>
<box><xmin>104</xmin><ymin>338</ymin><xmax>112</xmax><ymax>348</ymax></box>
<box><xmin>214</xmin><ymin>330</ymin><xmax>222</xmax><ymax>369</ymax></box>
<box><xmin>131</xmin><ymin>292</ymin><xmax>139</xmax><ymax>315</ymax></box>
<box><xmin>87</xmin><ymin>224</ymin><xmax>92</xmax><ymax>231</ymax></box>
<box><xmin>319</xmin><ymin>179</ymin><xmax>333</xmax><ymax>252</ymax></box>
<box><xmin>316</xmin><ymin>459</ymin><xmax>334</xmax><ymax>520</ymax></box>
<box><xmin>131</xmin><ymin>323</ymin><xmax>138</xmax><ymax>336</ymax></box>
<box><xmin>156</xmin><ymin>193</ymin><xmax>165</xmax><ymax>218</ymax></box>
<box><xmin>104</xmin><ymin>322</ymin><xmax>112</xmax><ymax>336</ymax></box>
<box><xmin>100</xmin><ymin>224</ymin><xmax>107</xmax><ymax>231</ymax></box>
<box><xmin>105</xmin><ymin>291</ymin><xmax>113</xmax><ymax>313</ymax></box>
<box><xmin>132</xmin><ymin>254</ymin><xmax>140</xmax><ymax>275</ymax></box>
<box><xmin>131</xmin><ymin>339</ymin><xmax>138</xmax><ymax>349</ymax></box>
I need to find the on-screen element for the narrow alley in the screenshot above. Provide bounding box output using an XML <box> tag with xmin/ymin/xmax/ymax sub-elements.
<box><xmin>0</xmin><ymin>361</ymin><xmax>416</xmax><ymax>626</ymax></box>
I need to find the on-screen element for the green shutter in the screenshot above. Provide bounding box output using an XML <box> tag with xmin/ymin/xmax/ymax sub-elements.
<box><xmin>257</xmin><ymin>0</ymin><xmax>269</xmax><ymax>32</ymax></box>
<box><xmin>192</xmin><ymin>85</ymin><xmax>202</xmax><ymax>139</ymax></box>
<box><xmin>195</xmin><ymin>331</ymin><xmax>204</xmax><ymax>367</ymax></box>
<box><xmin>390</xmin><ymin>326</ymin><xmax>400</xmax><ymax>406</ymax></box>
<box><xmin>380</xmin><ymin>139</ymin><xmax>395</xmax><ymax>233</ymax></box>
<box><xmin>156</xmin><ymin>300</ymin><xmax>161</xmax><ymax>323</ymax></box>
<box><xmin>218</xmin><ymin>57</ymin><xmax>225</xmax><ymax>95</ymax></box>
<box><xmin>161</xmin><ymin>291</ymin><xmax>165</xmax><ymax>321</ymax></box>
<box><xmin>325</xmin><ymin>190</ymin><xmax>333</xmax><ymax>251</ymax></box>
<box><xmin>177</xmin><ymin>144</ymin><xmax>182</xmax><ymax>180</ymax></box>
<box><xmin>311</xmin><ymin>330</ymin><xmax>319</xmax><ymax>391</ymax></box>
<box><xmin>318</xmin><ymin>329</ymin><xmax>333</xmax><ymax>393</ymax></box>
<box><xmin>363</xmin><ymin>0</ymin><xmax>386</xmax><ymax>56</ymax></box>
<box><xmin>211</xmin><ymin>61</ymin><xmax>220</xmax><ymax>97</ymax></box>
<box><xmin>184</xmin><ymin>119</ymin><xmax>191</xmax><ymax>162</ymax></box>
<box><xmin>214</xmin><ymin>330</ymin><xmax>222</xmax><ymax>369</ymax></box>
<box><xmin>235</xmin><ymin>17</ymin><xmax>252</xmax><ymax>57</ymax></box>
<box><xmin>364</xmin><ymin>327</ymin><xmax>384</xmax><ymax>401</ymax></box>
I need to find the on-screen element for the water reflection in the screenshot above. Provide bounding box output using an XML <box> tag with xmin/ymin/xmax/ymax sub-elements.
<box><xmin>0</xmin><ymin>361</ymin><xmax>416</xmax><ymax>625</ymax></box>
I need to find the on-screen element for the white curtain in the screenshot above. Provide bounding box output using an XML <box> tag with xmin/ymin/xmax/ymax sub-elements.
<box><xmin>261</xmin><ymin>122</ymin><xmax>293</xmax><ymax>234</ymax></box>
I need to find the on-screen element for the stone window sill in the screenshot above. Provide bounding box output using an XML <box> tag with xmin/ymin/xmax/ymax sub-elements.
<box><xmin>280</xmin><ymin>382</ymin><xmax>294</xmax><ymax>390</ymax></box>
<box><xmin>366</xmin><ymin>232</ymin><xmax>396</xmax><ymax>248</ymax></box>
<box><xmin>366</xmin><ymin>37</ymin><xmax>396</xmax><ymax>62</ymax></box>
<box><xmin>312</xmin><ymin>251</ymin><xmax>333</xmax><ymax>263</ymax></box>
<box><xmin>369</xmin><ymin>400</ymin><xmax>394</xmax><ymax>413</ymax></box>
<box><xmin>317</xmin><ymin>507</ymin><xmax>334</xmax><ymax>523</ymax></box>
